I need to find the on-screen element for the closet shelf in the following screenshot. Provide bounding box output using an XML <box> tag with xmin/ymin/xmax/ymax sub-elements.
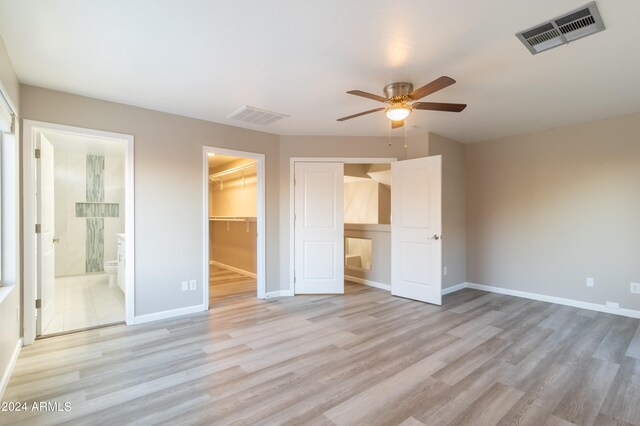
<box><xmin>209</xmin><ymin>216</ymin><xmax>257</xmax><ymax>222</ymax></box>
<box><xmin>209</xmin><ymin>163</ymin><xmax>256</xmax><ymax>182</ymax></box>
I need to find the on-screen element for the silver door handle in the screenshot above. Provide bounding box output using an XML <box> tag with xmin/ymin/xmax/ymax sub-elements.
<box><xmin>428</xmin><ymin>235</ymin><xmax>441</xmax><ymax>240</ymax></box>
<box><xmin>53</xmin><ymin>237</ymin><xmax>60</xmax><ymax>243</ymax></box>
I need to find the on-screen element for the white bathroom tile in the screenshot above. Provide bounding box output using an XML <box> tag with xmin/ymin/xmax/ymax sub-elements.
<box><xmin>66</xmin><ymin>216</ymin><xmax>87</xmax><ymax>245</ymax></box>
<box><xmin>104</xmin><ymin>184</ymin><xmax>124</xmax><ymax>204</ymax></box>
<box><xmin>54</xmin><ymin>185</ymin><xmax>67</xmax><ymax>214</ymax></box>
<box><xmin>66</xmin><ymin>243</ymin><xmax>86</xmax><ymax>276</ymax></box>
<box><xmin>43</xmin><ymin>314</ymin><xmax>64</xmax><ymax>335</ymax></box>
<box><xmin>55</xmin><ymin>243</ymin><xmax>67</xmax><ymax>277</ymax></box>
<box><xmin>66</xmin><ymin>152</ymin><xmax>86</xmax><ymax>183</ymax></box>
<box><xmin>66</xmin><ymin>183</ymin><xmax>86</xmax><ymax>213</ymax></box>
<box><xmin>104</xmin><ymin>155</ymin><xmax>124</xmax><ymax>187</ymax></box>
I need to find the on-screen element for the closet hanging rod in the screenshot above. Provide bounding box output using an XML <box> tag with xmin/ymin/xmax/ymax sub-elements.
<box><xmin>209</xmin><ymin>163</ymin><xmax>257</xmax><ymax>180</ymax></box>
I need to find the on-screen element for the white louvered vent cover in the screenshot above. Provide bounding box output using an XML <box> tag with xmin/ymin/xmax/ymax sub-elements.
<box><xmin>226</xmin><ymin>105</ymin><xmax>289</xmax><ymax>126</ymax></box>
<box><xmin>516</xmin><ymin>2</ymin><xmax>605</xmax><ymax>55</ymax></box>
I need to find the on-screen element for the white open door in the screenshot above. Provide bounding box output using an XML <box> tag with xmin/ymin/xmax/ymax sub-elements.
<box><xmin>37</xmin><ymin>134</ymin><xmax>56</xmax><ymax>334</ymax></box>
<box><xmin>391</xmin><ymin>155</ymin><xmax>442</xmax><ymax>305</ymax></box>
<box><xmin>294</xmin><ymin>162</ymin><xmax>344</xmax><ymax>294</ymax></box>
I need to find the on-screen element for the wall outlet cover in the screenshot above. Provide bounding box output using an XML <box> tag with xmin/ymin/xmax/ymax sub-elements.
<box><xmin>586</xmin><ymin>277</ymin><xmax>594</xmax><ymax>287</ymax></box>
<box><xmin>631</xmin><ymin>282</ymin><xmax>640</xmax><ymax>294</ymax></box>
<box><xmin>443</xmin><ymin>266</ymin><xmax>448</xmax><ymax>276</ymax></box>
<box><xmin>189</xmin><ymin>280</ymin><xmax>197</xmax><ymax>291</ymax></box>
<box><xmin>181</xmin><ymin>281</ymin><xmax>188</xmax><ymax>292</ymax></box>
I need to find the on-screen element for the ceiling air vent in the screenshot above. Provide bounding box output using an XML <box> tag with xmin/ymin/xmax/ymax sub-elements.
<box><xmin>516</xmin><ymin>2</ymin><xmax>605</xmax><ymax>55</ymax></box>
<box><xmin>226</xmin><ymin>105</ymin><xmax>289</xmax><ymax>126</ymax></box>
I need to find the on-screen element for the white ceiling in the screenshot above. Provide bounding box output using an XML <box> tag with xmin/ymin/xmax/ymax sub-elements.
<box><xmin>2</xmin><ymin>0</ymin><xmax>640</xmax><ymax>143</ymax></box>
<box><xmin>42</xmin><ymin>130</ymin><xmax>125</xmax><ymax>156</ymax></box>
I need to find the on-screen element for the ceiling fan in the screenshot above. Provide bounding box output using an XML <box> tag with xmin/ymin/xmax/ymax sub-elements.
<box><xmin>337</xmin><ymin>76</ymin><xmax>467</xmax><ymax>129</ymax></box>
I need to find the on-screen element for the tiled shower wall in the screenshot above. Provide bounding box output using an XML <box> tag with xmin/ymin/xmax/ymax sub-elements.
<box><xmin>54</xmin><ymin>151</ymin><xmax>124</xmax><ymax>277</ymax></box>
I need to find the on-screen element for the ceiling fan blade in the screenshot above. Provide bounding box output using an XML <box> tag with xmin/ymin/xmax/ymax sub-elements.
<box><xmin>412</xmin><ymin>102</ymin><xmax>467</xmax><ymax>112</ymax></box>
<box><xmin>346</xmin><ymin>90</ymin><xmax>388</xmax><ymax>103</ymax></box>
<box><xmin>337</xmin><ymin>107</ymin><xmax>385</xmax><ymax>121</ymax></box>
<box><xmin>409</xmin><ymin>76</ymin><xmax>456</xmax><ymax>100</ymax></box>
<box><xmin>391</xmin><ymin>120</ymin><xmax>404</xmax><ymax>129</ymax></box>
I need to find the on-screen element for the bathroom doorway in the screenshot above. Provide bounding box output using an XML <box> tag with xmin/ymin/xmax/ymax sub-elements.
<box><xmin>23</xmin><ymin>121</ymin><xmax>134</xmax><ymax>344</ymax></box>
<box><xmin>203</xmin><ymin>147</ymin><xmax>265</xmax><ymax>306</ymax></box>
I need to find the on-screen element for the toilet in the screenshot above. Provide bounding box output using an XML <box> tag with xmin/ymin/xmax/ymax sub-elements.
<box><xmin>104</xmin><ymin>260</ymin><xmax>118</xmax><ymax>288</ymax></box>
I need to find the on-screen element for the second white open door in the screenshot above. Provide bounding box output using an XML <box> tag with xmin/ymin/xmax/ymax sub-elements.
<box><xmin>391</xmin><ymin>155</ymin><xmax>442</xmax><ymax>305</ymax></box>
<box><xmin>294</xmin><ymin>162</ymin><xmax>344</xmax><ymax>294</ymax></box>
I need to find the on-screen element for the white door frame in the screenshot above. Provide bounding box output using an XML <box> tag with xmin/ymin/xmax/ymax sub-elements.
<box><xmin>203</xmin><ymin>146</ymin><xmax>266</xmax><ymax>304</ymax></box>
<box><xmin>23</xmin><ymin>120</ymin><xmax>135</xmax><ymax>345</ymax></box>
<box><xmin>288</xmin><ymin>157</ymin><xmax>397</xmax><ymax>295</ymax></box>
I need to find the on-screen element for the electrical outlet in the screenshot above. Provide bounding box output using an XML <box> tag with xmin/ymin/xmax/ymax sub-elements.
<box><xmin>586</xmin><ymin>277</ymin><xmax>594</xmax><ymax>287</ymax></box>
<box><xmin>631</xmin><ymin>282</ymin><xmax>640</xmax><ymax>294</ymax></box>
<box><xmin>181</xmin><ymin>281</ymin><xmax>188</xmax><ymax>292</ymax></box>
<box><xmin>189</xmin><ymin>280</ymin><xmax>197</xmax><ymax>291</ymax></box>
<box><xmin>443</xmin><ymin>266</ymin><xmax>448</xmax><ymax>276</ymax></box>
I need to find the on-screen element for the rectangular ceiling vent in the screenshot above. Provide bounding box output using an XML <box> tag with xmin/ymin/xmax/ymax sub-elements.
<box><xmin>516</xmin><ymin>2</ymin><xmax>605</xmax><ymax>55</ymax></box>
<box><xmin>226</xmin><ymin>105</ymin><xmax>289</xmax><ymax>126</ymax></box>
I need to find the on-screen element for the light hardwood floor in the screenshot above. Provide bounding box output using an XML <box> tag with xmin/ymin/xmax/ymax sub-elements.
<box><xmin>3</xmin><ymin>283</ymin><xmax>640</xmax><ymax>425</ymax></box>
<box><xmin>210</xmin><ymin>265</ymin><xmax>256</xmax><ymax>302</ymax></box>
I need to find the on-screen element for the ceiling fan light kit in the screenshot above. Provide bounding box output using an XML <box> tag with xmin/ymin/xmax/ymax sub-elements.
<box><xmin>338</xmin><ymin>76</ymin><xmax>467</xmax><ymax>129</ymax></box>
<box><xmin>386</xmin><ymin>105</ymin><xmax>411</xmax><ymax>121</ymax></box>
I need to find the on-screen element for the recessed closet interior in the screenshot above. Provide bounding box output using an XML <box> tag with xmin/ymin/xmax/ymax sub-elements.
<box><xmin>208</xmin><ymin>154</ymin><xmax>258</xmax><ymax>301</ymax></box>
<box><xmin>343</xmin><ymin>163</ymin><xmax>392</xmax><ymax>288</ymax></box>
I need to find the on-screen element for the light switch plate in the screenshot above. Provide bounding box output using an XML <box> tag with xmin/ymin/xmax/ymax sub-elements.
<box><xmin>181</xmin><ymin>281</ymin><xmax>188</xmax><ymax>292</ymax></box>
<box><xmin>189</xmin><ymin>280</ymin><xmax>197</xmax><ymax>291</ymax></box>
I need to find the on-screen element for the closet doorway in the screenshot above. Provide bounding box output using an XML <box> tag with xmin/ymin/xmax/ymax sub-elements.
<box><xmin>203</xmin><ymin>147</ymin><xmax>265</xmax><ymax>306</ymax></box>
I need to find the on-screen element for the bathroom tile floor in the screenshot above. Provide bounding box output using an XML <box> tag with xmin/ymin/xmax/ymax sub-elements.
<box><xmin>43</xmin><ymin>273</ymin><xmax>125</xmax><ymax>335</ymax></box>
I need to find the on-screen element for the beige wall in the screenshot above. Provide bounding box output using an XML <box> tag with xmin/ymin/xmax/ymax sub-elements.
<box><xmin>210</xmin><ymin>221</ymin><xmax>257</xmax><ymax>274</ymax></box>
<box><xmin>344</xmin><ymin>225</ymin><xmax>391</xmax><ymax>286</ymax></box>
<box><xmin>20</xmin><ymin>85</ymin><xmax>280</xmax><ymax>316</ymax></box>
<box><xmin>466</xmin><ymin>112</ymin><xmax>640</xmax><ymax>310</ymax></box>
<box><xmin>344</xmin><ymin>180</ymin><xmax>379</xmax><ymax>224</ymax></box>
<box><xmin>278</xmin><ymin>135</ymin><xmax>407</xmax><ymax>292</ymax></box>
<box><xmin>0</xmin><ymin>36</ymin><xmax>19</xmax><ymax>112</ymax></box>
<box><xmin>209</xmin><ymin>174</ymin><xmax>257</xmax><ymax>217</ymax></box>
<box><xmin>0</xmin><ymin>35</ymin><xmax>20</xmax><ymax>398</ymax></box>
<box><xmin>428</xmin><ymin>133</ymin><xmax>467</xmax><ymax>289</ymax></box>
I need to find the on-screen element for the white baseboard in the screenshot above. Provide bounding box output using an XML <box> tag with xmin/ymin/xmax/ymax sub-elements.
<box><xmin>265</xmin><ymin>290</ymin><xmax>294</xmax><ymax>298</ymax></box>
<box><xmin>0</xmin><ymin>338</ymin><xmax>22</xmax><ymax>400</ymax></box>
<box><xmin>345</xmin><ymin>275</ymin><xmax>391</xmax><ymax>291</ymax></box>
<box><xmin>442</xmin><ymin>282</ymin><xmax>467</xmax><ymax>295</ymax></box>
<box><xmin>210</xmin><ymin>261</ymin><xmax>257</xmax><ymax>279</ymax></box>
<box><xmin>466</xmin><ymin>282</ymin><xmax>640</xmax><ymax>319</ymax></box>
<box><xmin>133</xmin><ymin>304</ymin><xmax>207</xmax><ymax>324</ymax></box>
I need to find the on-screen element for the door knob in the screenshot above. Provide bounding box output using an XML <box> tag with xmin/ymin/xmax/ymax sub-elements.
<box><xmin>428</xmin><ymin>234</ymin><xmax>441</xmax><ymax>240</ymax></box>
<box><xmin>53</xmin><ymin>237</ymin><xmax>60</xmax><ymax>243</ymax></box>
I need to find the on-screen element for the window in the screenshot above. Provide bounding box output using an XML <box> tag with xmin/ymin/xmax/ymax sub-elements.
<box><xmin>0</xmin><ymin>88</ymin><xmax>16</xmax><ymax>287</ymax></box>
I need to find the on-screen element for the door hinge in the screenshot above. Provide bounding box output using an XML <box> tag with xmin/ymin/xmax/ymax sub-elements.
<box><xmin>35</xmin><ymin>148</ymin><xmax>41</xmax><ymax>159</ymax></box>
<box><xmin>35</xmin><ymin>299</ymin><xmax>42</xmax><ymax>309</ymax></box>
<box><xmin>35</xmin><ymin>224</ymin><xmax>41</xmax><ymax>234</ymax></box>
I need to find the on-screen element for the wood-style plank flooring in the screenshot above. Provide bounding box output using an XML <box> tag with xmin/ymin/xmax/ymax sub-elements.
<box><xmin>3</xmin><ymin>283</ymin><xmax>640</xmax><ymax>425</ymax></box>
<box><xmin>210</xmin><ymin>265</ymin><xmax>256</xmax><ymax>302</ymax></box>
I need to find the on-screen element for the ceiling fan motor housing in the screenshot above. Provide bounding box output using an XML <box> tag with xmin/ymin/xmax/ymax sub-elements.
<box><xmin>383</xmin><ymin>82</ymin><xmax>414</xmax><ymax>101</ymax></box>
